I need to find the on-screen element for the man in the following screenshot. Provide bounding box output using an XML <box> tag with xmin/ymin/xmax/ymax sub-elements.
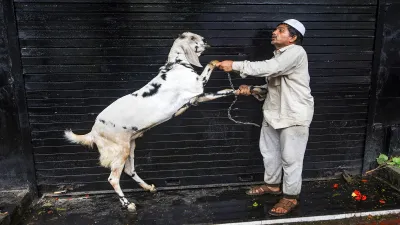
<box><xmin>216</xmin><ymin>19</ymin><xmax>314</xmax><ymax>216</ymax></box>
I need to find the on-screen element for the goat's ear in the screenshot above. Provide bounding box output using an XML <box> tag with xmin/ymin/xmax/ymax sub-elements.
<box><xmin>181</xmin><ymin>42</ymin><xmax>202</xmax><ymax>68</ymax></box>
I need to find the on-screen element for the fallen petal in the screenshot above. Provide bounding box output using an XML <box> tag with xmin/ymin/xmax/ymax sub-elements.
<box><xmin>379</xmin><ymin>199</ymin><xmax>386</xmax><ymax>204</ymax></box>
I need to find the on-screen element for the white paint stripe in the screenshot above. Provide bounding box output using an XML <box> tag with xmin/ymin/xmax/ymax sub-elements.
<box><xmin>216</xmin><ymin>209</ymin><xmax>400</xmax><ymax>225</ymax></box>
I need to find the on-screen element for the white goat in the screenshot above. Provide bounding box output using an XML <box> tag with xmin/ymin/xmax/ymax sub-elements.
<box><xmin>64</xmin><ymin>32</ymin><xmax>234</xmax><ymax>212</ymax></box>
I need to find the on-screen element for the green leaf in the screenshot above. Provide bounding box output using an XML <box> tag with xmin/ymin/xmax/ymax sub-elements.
<box><xmin>392</xmin><ymin>157</ymin><xmax>400</xmax><ymax>166</ymax></box>
<box><xmin>377</xmin><ymin>154</ymin><xmax>389</xmax><ymax>165</ymax></box>
<box><xmin>379</xmin><ymin>154</ymin><xmax>389</xmax><ymax>161</ymax></box>
<box><xmin>387</xmin><ymin>162</ymin><xmax>395</xmax><ymax>165</ymax></box>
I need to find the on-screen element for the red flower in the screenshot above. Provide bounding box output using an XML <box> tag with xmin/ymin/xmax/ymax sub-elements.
<box><xmin>379</xmin><ymin>199</ymin><xmax>386</xmax><ymax>204</ymax></box>
<box><xmin>333</xmin><ymin>183</ymin><xmax>339</xmax><ymax>189</ymax></box>
<box><xmin>352</xmin><ymin>190</ymin><xmax>361</xmax><ymax>197</ymax></box>
<box><xmin>352</xmin><ymin>190</ymin><xmax>367</xmax><ymax>201</ymax></box>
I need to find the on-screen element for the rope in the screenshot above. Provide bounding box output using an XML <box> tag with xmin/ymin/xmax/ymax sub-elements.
<box><xmin>226</xmin><ymin>72</ymin><xmax>260</xmax><ymax>127</ymax></box>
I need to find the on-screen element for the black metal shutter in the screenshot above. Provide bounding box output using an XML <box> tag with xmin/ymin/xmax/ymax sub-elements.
<box><xmin>16</xmin><ymin>0</ymin><xmax>376</xmax><ymax>193</ymax></box>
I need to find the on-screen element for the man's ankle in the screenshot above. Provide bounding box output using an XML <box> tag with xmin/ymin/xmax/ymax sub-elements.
<box><xmin>264</xmin><ymin>184</ymin><xmax>280</xmax><ymax>191</ymax></box>
<box><xmin>283</xmin><ymin>198</ymin><xmax>297</xmax><ymax>203</ymax></box>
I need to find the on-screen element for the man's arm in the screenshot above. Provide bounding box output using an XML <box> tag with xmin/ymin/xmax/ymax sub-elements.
<box><xmin>236</xmin><ymin>84</ymin><xmax>268</xmax><ymax>101</ymax></box>
<box><xmin>217</xmin><ymin>46</ymin><xmax>305</xmax><ymax>78</ymax></box>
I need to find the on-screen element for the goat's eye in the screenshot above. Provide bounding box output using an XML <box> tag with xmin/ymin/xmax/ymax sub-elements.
<box><xmin>191</xmin><ymin>36</ymin><xmax>196</xmax><ymax>41</ymax></box>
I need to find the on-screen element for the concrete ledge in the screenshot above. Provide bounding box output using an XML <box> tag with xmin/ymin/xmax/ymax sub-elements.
<box><xmin>0</xmin><ymin>189</ymin><xmax>33</xmax><ymax>225</ymax></box>
<box><xmin>375</xmin><ymin>165</ymin><xmax>400</xmax><ymax>192</ymax></box>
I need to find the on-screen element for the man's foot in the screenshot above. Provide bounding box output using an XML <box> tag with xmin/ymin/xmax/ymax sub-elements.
<box><xmin>269</xmin><ymin>198</ymin><xmax>298</xmax><ymax>216</ymax></box>
<box><xmin>246</xmin><ymin>184</ymin><xmax>282</xmax><ymax>196</ymax></box>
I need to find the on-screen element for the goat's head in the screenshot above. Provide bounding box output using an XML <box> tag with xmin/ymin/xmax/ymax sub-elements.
<box><xmin>172</xmin><ymin>32</ymin><xmax>210</xmax><ymax>68</ymax></box>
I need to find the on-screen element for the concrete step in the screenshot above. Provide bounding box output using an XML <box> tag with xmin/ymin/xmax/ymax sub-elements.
<box><xmin>375</xmin><ymin>165</ymin><xmax>400</xmax><ymax>192</ymax></box>
<box><xmin>0</xmin><ymin>189</ymin><xmax>33</xmax><ymax>225</ymax></box>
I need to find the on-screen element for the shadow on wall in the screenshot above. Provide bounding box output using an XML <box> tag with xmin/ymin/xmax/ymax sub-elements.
<box><xmin>249</xmin><ymin>27</ymin><xmax>275</xmax><ymax>61</ymax></box>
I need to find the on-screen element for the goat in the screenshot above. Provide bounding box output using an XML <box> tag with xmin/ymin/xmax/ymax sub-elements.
<box><xmin>64</xmin><ymin>32</ymin><xmax>235</xmax><ymax>212</ymax></box>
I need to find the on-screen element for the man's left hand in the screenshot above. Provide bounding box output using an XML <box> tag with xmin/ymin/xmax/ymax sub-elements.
<box><xmin>216</xmin><ymin>60</ymin><xmax>233</xmax><ymax>72</ymax></box>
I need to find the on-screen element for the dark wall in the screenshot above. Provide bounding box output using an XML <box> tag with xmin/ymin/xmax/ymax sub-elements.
<box><xmin>14</xmin><ymin>0</ymin><xmax>377</xmax><ymax>193</ymax></box>
<box><xmin>0</xmin><ymin>0</ymin><xmax>35</xmax><ymax>190</ymax></box>
<box><xmin>375</xmin><ymin>1</ymin><xmax>400</xmax><ymax>126</ymax></box>
<box><xmin>0</xmin><ymin>0</ymin><xmax>23</xmax><ymax>189</ymax></box>
<box><xmin>364</xmin><ymin>0</ymin><xmax>400</xmax><ymax>172</ymax></box>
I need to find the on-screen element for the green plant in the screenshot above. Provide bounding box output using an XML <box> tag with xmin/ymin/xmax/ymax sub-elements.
<box><xmin>365</xmin><ymin>154</ymin><xmax>400</xmax><ymax>174</ymax></box>
<box><xmin>377</xmin><ymin>154</ymin><xmax>400</xmax><ymax>167</ymax></box>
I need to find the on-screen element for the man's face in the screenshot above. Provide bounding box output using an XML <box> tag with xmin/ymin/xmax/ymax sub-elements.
<box><xmin>271</xmin><ymin>24</ymin><xmax>297</xmax><ymax>48</ymax></box>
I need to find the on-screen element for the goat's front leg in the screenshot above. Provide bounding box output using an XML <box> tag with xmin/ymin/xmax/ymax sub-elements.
<box><xmin>195</xmin><ymin>89</ymin><xmax>236</xmax><ymax>103</ymax></box>
<box><xmin>199</xmin><ymin>60</ymin><xmax>219</xmax><ymax>86</ymax></box>
<box><xmin>174</xmin><ymin>89</ymin><xmax>235</xmax><ymax>117</ymax></box>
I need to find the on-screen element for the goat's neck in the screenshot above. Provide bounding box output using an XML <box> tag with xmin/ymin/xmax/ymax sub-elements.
<box><xmin>167</xmin><ymin>46</ymin><xmax>189</xmax><ymax>65</ymax></box>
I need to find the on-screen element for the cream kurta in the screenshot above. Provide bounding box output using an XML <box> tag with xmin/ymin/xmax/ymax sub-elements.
<box><xmin>232</xmin><ymin>44</ymin><xmax>314</xmax><ymax>129</ymax></box>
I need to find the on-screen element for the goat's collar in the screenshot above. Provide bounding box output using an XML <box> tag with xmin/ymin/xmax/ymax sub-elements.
<box><xmin>161</xmin><ymin>57</ymin><xmax>193</xmax><ymax>71</ymax></box>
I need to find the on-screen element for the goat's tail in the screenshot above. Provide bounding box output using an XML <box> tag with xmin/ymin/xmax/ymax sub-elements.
<box><xmin>64</xmin><ymin>130</ymin><xmax>94</xmax><ymax>148</ymax></box>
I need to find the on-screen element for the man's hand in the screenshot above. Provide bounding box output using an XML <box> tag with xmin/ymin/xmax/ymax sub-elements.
<box><xmin>216</xmin><ymin>60</ymin><xmax>233</xmax><ymax>72</ymax></box>
<box><xmin>235</xmin><ymin>85</ymin><xmax>252</xmax><ymax>96</ymax></box>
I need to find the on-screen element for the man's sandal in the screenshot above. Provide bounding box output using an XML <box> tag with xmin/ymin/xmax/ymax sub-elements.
<box><xmin>245</xmin><ymin>185</ymin><xmax>282</xmax><ymax>196</ymax></box>
<box><xmin>268</xmin><ymin>198</ymin><xmax>299</xmax><ymax>216</ymax></box>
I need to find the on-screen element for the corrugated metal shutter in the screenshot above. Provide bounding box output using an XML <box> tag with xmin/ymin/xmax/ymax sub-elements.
<box><xmin>16</xmin><ymin>0</ymin><xmax>376</xmax><ymax>193</ymax></box>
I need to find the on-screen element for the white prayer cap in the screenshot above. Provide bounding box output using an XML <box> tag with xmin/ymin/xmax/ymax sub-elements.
<box><xmin>282</xmin><ymin>19</ymin><xmax>306</xmax><ymax>36</ymax></box>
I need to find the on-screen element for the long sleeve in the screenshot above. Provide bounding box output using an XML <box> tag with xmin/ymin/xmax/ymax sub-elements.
<box><xmin>232</xmin><ymin>45</ymin><xmax>305</xmax><ymax>78</ymax></box>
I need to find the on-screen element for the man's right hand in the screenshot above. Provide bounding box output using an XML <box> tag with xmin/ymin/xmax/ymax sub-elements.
<box><xmin>235</xmin><ymin>85</ymin><xmax>252</xmax><ymax>96</ymax></box>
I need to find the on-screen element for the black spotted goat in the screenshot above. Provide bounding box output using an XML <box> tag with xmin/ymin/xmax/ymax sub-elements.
<box><xmin>65</xmin><ymin>32</ymin><xmax>234</xmax><ymax>212</ymax></box>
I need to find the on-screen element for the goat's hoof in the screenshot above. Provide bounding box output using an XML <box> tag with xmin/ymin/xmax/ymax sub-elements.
<box><xmin>210</xmin><ymin>60</ymin><xmax>219</xmax><ymax>67</ymax></box>
<box><xmin>149</xmin><ymin>184</ymin><xmax>157</xmax><ymax>193</ymax></box>
<box><xmin>127</xmin><ymin>203</ymin><xmax>136</xmax><ymax>212</ymax></box>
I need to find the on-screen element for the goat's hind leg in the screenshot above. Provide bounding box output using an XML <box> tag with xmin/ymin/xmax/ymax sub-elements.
<box><xmin>124</xmin><ymin>140</ymin><xmax>156</xmax><ymax>192</ymax></box>
<box><xmin>107</xmin><ymin>153</ymin><xmax>136</xmax><ymax>212</ymax></box>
